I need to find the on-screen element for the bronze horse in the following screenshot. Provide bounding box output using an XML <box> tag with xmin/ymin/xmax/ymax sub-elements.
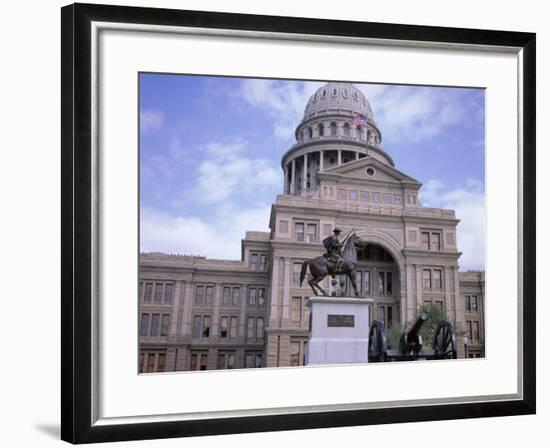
<box><xmin>299</xmin><ymin>233</ymin><xmax>368</xmax><ymax>296</ymax></box>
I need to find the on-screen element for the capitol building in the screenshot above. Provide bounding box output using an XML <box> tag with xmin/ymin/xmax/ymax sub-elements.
<box><xmin>138</xmin><ymin>82</ymin><xmax>485</xmax><ymax>373</ymax></box>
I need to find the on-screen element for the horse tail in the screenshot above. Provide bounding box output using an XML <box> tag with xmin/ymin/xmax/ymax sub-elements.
<box><xmin>300</xmin><ymin>260</ymin><xmax>309</xmax><ymax>286</ymax></box>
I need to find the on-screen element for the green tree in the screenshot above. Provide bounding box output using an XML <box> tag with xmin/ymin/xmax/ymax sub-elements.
<box><xmin>385</xmin><ymin>322</ymin><xmax>403</xmax><ymax>349</ymax></box>
<box><xmin>411</xmin><ymin>303</ymin><xmax>449</xmax><ymax>349</ymax></box>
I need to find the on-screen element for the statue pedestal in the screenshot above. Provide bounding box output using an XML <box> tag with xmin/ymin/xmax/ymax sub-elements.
<box><xmin>305</xmin><ymin>296</ymin><xmax>373</xmax><ymax>365</ymax></box>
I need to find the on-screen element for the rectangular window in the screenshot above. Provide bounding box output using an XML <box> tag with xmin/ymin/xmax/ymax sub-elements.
<box><xmin>190</xmin><ymin>354</ymin><xmax>198</xmax><ymax>371</ymax></box>
<box><xmin>205</xmin><ymin>286</ymin><xmax>214</xmax><ymax>305</ymax></box>
<box><xmin>250</xmin><ymin>253</ymin><xmax>259</xmax><ymax>270</ymax></box>
<box><xmin>355</xmin><ymin>271</ymin><xmax>362</xmax><ymax>294</ymax></box>
<box><xmin>220</xmin><ymin>316</ymin><xmax>228</xmax><ymax>338</ymax></box>
<box><xmin>195</xmin><ymin>285</ymin><xmax>204</xmax><ymax>305</ymax></box>
<box><xmin>432</xmin><ymin>232</ymin><xmax>441</xmax><ymax>250</ymax></box>
<box><xmin>471</xmin><ymin>295</ymin><xmax>478</xmax><ymax>311</ymax></box>
<box><xmin>139</xmin><ymin>353</ymin><xmax>145</xmax><ymax>373</ymax></box>
<box><xmin>291</xmin><ymin>297</ymin><xmax>302</xmax><ymax>321</ymax></box>
<box><xmin>360</xmin><ymin>191</ymin><xmax>369</xmax><ymax>202</ymax></box>
<box><xmin>293</xmin><ymin>262</ymin><xmax>302</xmax><ymax>284</ymax></box>
<box><xmin>260</xmin><ymin>254</ymin><xmax>267</xmax><ymax>270</ymax></box>
<box><xmin>200</xmin><ymin>354</ymin><xmax>208</xmax><ymax>371</ymax></box>
<box><xmin>160</xmin><ymin>314</ymin><xmax>170</xmax><ymax>336</ymax></box>
<box><xmin>386</xmin><ymin>272</ymin><xmax>392</xmax><ymax>295</ymax></box>
<box><xmin>383</xmin><ymin>193</ymin><xmax>392</xmax><ymax>203</ymax></box>
<box><xmin>248</xmin><ymin>288</ymin><xmax>257</xmax><ymax>306</ymax></box>
<box><xmin>255</xmin><ymin>354</ymin><xmax>262</xmax><ymax>368</ymax></box>
<box><xmin>306</xmin><ymin>223</ymin><xmax>317</xmax><ymax>243</ymax></box>
<box><xmin>232</xmin><ymin>287</ymin><xmax>240</xmax><ymax>306</ymax></box>
<box><xmin>465</xmin><ymin>295</ymin><xmax>471</xmax><ymax>311</ymax></box>
<box><xmin>256</xmin><ymin>317</ymin><xmax>264</xmax><ymax>338</ymax></box>
<box><xmin>144</xmin><ymin>283</ymin><xmax>153</xmax><ymax>302</ymax></box>
<box><xmin>387</xmin><ymin>306</ymin><xmax>393</xmax><ymax>328</ymax></box>
<box><xmin>295</xmin><ymin>222</ymin><xmax>305</xmax><ymax>241</ymax></box>
<box><xmin>164</xmin><ymin>283</ymin><xmax>173</xmax><ymax>303</ymax></box>
<box><xmin>245</xmin><ymin>354</ymin><xmax>254</xmax><ymax>368</ymax></box>
<box><xmin>247</xmin><ymin>317</ymin><xmax>254</xmax><ymax>338</ymax></box>
<box><xmin>222</xmin><ymin>287</ymin><xmax>231</xmax><ymax>305</ymax></box>
<box><xmin>157</xmin><ymin>353</ymin><xmax>166</xmax><ymax>372</ymax></box>
<box><xmin>372</xmin><ymin>192</ymin><xmax>381</xmax><ymax>202</ymax></box>
<box><xmin>230</xmin><ymin>316</ymin><xmax>238</xmax><ymax>338</ymax></box>
<box><xmin>290</xmin><ymin>341</ymin><xmax>300</xmax><ymax>366</ymax></box>
<box><xmin>349</xmin><ymin>190</ymin><xmax>358</xmax><ymax>201</ymax></box>
<box><xmin>433</xmin><ymin>269</ymin><xmax>442</xmax><ymax>289</ymax></box>
<box><xmin>139</xmin><ymin>282</ymin><xmax>144</xmax><ymax>301</ymax></box>
<box><xmin>337</xmin><ymin>189</ymin><xmax>347</xmax><ymax>200</ymax></box>
<box><xmin>473</xmin><ymin>321</ymin><xmax>480</xmax><ymax>341</ymax></box>
<box><xmin>378</xmin><ymin>271</ymin><xmax>385</xmax><ymax>295</ymax></box>
<box><xmin>394</xmin><ymin>194</ymin><xmax>402</xmax><ymax>204</ymax></box>
<box><xmin>192</xmin><ymin>316</ymin><xmax>201</xmax><ymax>338</ymax></box>
<box><xmin>423</xmin><ymin>269</ymin><xmax>432</xmax><ymax>289</ymax></box>
<box><xmin>258</xmin><ymin>288</ymin><xmax>266</xmax><ymax>306</ymax></box>
<box><xmin>202</xmin><ymin>316</ymin><xmax>211</xmax><ymax>338</ymax></box>
<box><xmin>227</xmin><ymin>353</ymin><xmax>235</xmax><ymax>369</ymax></box>
<box><xmin>364</xmin><ymin>271</ymin><xmax>370</xmax><ymax>295</ymax></box>
<box><xmin>467</xmin><ymin>320</ymin><xmax>473</xmax><ymax>341</ymax></box>
<box><xmin>154</xmin><ymin>283</ymin><xmax>163</xmax><ymax>303</ymax></box>
<box><xmin>150</xmin><ymin>314</ymin><xmax>160</xmax><ymax>336</ymax></box>
<box><xmin>146</xmin><ymin>353</ymin><xmax>155</xmax><ymax>373</ymax></box>
<box><xmin>140</xmin><ymin>314</ymin><xmax>150</xmax><ymax>336</ymax></box>
<box><xmin>421</xmin><ymin>232</ymin><xmax>430</xmax><ymax>250</ymax></box>
<box><xmin>217</xmin><ymin>353</ymin><xmax>225</xmax><ymax>370</ymax></box>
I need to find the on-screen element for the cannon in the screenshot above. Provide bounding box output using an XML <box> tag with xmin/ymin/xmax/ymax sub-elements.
<box><xmin>368</xmin><ymin>314</ymin><xmax>457</xmax><ymax>362</ymax></box>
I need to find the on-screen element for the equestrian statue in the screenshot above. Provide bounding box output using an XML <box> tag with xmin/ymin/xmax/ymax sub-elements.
<box><xmin>299</xmin><ymin>227</ymin><xmax>368</xmax><ymax>297</ymax></box>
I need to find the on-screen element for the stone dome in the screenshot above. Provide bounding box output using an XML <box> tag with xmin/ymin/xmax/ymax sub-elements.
<box><xmin>303</xmin><ymin>82</ymin><xmax>375</xmax><ymax>122</ymax></box>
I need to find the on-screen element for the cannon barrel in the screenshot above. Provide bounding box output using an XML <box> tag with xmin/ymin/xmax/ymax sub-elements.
<box><xmin>399</xmin><ymin>312</ymin><xmax>427</xmax><ymax>354</ymax></box>
<box><xmin>408</xmin><ymin>312</ymin><xmax>428</xmax><ymax>338</ymax></box>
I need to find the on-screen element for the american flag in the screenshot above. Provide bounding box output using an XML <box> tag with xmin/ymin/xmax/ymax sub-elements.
<box><xmin>352</xmin><ymin>114</ymin><xmax>369</xmax><ymax>126</ymax></box>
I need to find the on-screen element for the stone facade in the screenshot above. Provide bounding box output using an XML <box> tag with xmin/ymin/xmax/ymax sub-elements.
<box><xmin>139</xmin><ymin>82</ymin><xmax>485</xmax><ymax>372</ymax></box>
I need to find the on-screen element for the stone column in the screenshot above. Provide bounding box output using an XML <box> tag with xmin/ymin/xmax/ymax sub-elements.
<box><xmin>444</xmin><ymin>267</ymin><xmax>452</xmax><ymax>317</ymax></box>
<box><xmin>405</xmin><ymin>265</ymin><xmax>413</xmax><ymax>324</ymax></box>
<box><xmin>290</xmin><ymin>159</ymin><xmax>296</xmax><ymax>194</ymax></box>
<box><xmin>453</xmin><ymin>266</ymin><xmax>464</xmax><ymax>331</ymax></box>
<box><xmin>337</xmin><ymin>149</ymin><xmax>342</xmax><ymax>166</ymax></box>
<box><xmin>415</xmin><ymin>265</ymin><xmax>423</xmax><ymax>321</ymax></box>
<box><xmin>283</xmin><ymin>164</ymin><xmax>289</xmax><ymax>194</ymax></box>
<box><xmin>302</xmin><ymin>153</ymin><xmax>308</xmax><ymax>193</ymax></box>
<box><xmin>355</xmin><ymin>151</ymin><xmax>359</xmax><ymax>160</ymax></box>
<box><xmin>181</xmin><ymin>281</ymin><xmax>193</xmax><ymax>336</ymax></box>
<box><xmin>269</xmin><ymin>257</ymin><xmax>280</xmax><ymax>326</ymax></box>
<box><xmin>319</xmin><ymin>150</ymin><xmax>324</xmax><ymax>172</ymax></box>
<box><xmin>239</xmin><ymin>284</ymin><xmax>248</xmax><ymax>337</ymax></box>
<box><xmin>169</xmin><ymin>280</ymin><xmax>184</xmax><ymax>336</ymax></box>
<box><xmin>211</xmin><ymin>283</ymin><xmax>221</xmax><ymax>336</ymax></box>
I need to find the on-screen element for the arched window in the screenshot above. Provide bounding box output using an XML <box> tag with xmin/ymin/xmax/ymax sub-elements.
<box><xmin>322</xmin><ymin>90</ymin><xmax>327</xmax><ymax>99</ymax></box>
<box><xmin>353</xmin><ymin>92</ymin><xmax>358</xmax><ymax>101</ymax></box>
<box><xmin>318</xmin><ymin>123</ymin><xmax>324</xmax><ymax>137</ymax></box>
<box><xmin>343</xmin><ymin>123</ymin><xmax>351</xmax><ymax>137</ymax></box>
<box><xmin>330</xmin><ymin>122</ymin><xmax>337</xmax><ymax>136</ymax></box>
<box><xmin>343</xmin><ymin>89</ymin><xmax>349</xmax><ymax>98</ymax></box>
<box><xmin>332</xmin><ymin>88</ymin><xmax>337</xmax><ymax>96</ymax></box>
<box><xmin>308</xmin><ymin>127</ymin><xmax>313</xmax><ymax>139</ymax></box>
<box><xmin>356</xmin><ymin>126</ymin><xmax>363</xmax><ymax>140</ymax></box>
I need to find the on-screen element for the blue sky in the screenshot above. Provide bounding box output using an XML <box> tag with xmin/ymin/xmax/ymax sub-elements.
<box><xmin>140</xmin><ymin>74</ymin><xmax>485</xmax><ymax>271</ymax></box>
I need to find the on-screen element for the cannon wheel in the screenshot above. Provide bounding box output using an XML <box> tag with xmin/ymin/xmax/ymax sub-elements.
<box><xmin>433</xmin><ymin>320</ymin><xmax>457</xmax><ymax>359</ymax></box>
<box><xmin>368</xmin><ymin>320</ymin><xmax>388</xmax><ymax>362</ymax></box>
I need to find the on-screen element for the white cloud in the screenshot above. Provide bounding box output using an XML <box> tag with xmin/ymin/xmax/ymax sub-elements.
<box><xmin>419</xmin><ymin>178</ymin><xmax>485</xmax><ymax>271</ymax></box>
<box><xmin>193</xmin><ymin>140</ymin><xmax>281</xmax><ymax>204</ymax></box>
<box><xmin>141</xmin><ymin>109</ymin><xmax>164</xmax><ymax>133</ymax></box>
<box><xmin>239</xmin><ymin>79</ymin><xmax>322</xmax><ymax>140</ymax></box>
<box><xmin>356</xmin><ymin>85</ymin><xmax>467</xmax><ymax>144</ymax></box>
<box><xmin>140</xmin><ymin>204</ymin><xmax>271</xmax><ymax>259</ymax></box>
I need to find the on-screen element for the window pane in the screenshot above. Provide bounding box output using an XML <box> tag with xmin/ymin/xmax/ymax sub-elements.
<box><xmin>255</xmin><ymin>354</ymin><xmax>262</xmax><ymax>368</ymax></box>
<box><xmin>256</xmin><ymin>317</ymin><xmax>264</xmax><ymax>338</ymax></box>
<box><xmin>421</xmin><ymin>232</ymin><xmax>430</xmax><ymax>250</ymax></box>
<box><xmin>378</xmin><ymin>271</ymin><xmax>385</xmax><ymax>294</ymax></box>
<box><xmin>259</xmin><ymin>254</ymin><xmax>267</xmax><ymax>270</ymax></box>
<box><xmin>248</xmin><ymin>288</ymin><xmax>257</xmax><ymax>306</ymax></box>
<box><xmin>295</xmin><ymin>223</ymin><xmax>305</xmax><ymax>241</ymax></box>
<box><xmin>247</xmin><ymin>317</ymin><xmax>254</xmax><ymax>338</ymax></box>
<box><xmin>150</xmin><ymin>314</ymin><xmax>160</xmax><ymax>336</ymax></box>
<box><xmin>364</xmin><ymin>271</ymin><xmax>370</xmax><ymax>295</ymax></box>
<box><xmin>386</xmin><ymin>272</ymin><xmax>392</xmax><ymax>295</ymax></box>
<box><xmin>144</xmin><ymin>283</ymin><xmax>153</xmax><ymax>302</ymax></box>
<box><xmin>228</xmin><ymin>354</ymin><xmax>235</xmax><ymax>369</ymax></box>
<box><xmin>232</xmin><ymin>287</ymin><xmax>240</xmax><ymax>305</ymax></box>
<box><xmin>202</xmin><ymin>316</ymin><xmax>211</xmax><ymax>337</ymax></box>
<box><xmin>291</xmin><ymin>297</ymin><xmax>301</xmax><ymax>321</ymax></box>
<box><xmin>205</xmin><ymin>286</ymin><xmax>214</xmax><ymax>305</ymax></box>
<box><xmin>157</xmin><ymin>353</ymin><xmax>166</xmax><ymax>372</ymax></box>
<box><xmin>387</xmin><ymin>307</ymin><xmax>393</xmax><ymax>328</ymax></box>
<box><xmin>223</xmin><ymin>287</ymin><xmax>231</xmax><ymax>305</ymax></box>
<box><xmin>217</xmin><ymin>353</ymin><xmax>225</xmax><ymax>370</ymax></box>
<box><xmin>192</xmin><ymin>316</ymin><xmax>201</xmax><ymax>338</ymax></box>
<box><xmin>220</xmin><ymin>316</ymin><xmax>228</xmax><ymax>338</ymax></box>
<box><xmin>306</xmin><ymin>224</ymin><xmax>317</xmax><ymax>243</ymax></box>
<box><xmin>258</xmin><ymin>288</ymin><xmax>265</xmax><ymax>306</ymax></box>
<box><xmin>139</xmin><ymin>352</ymin><xmax>145</xmax><ymax>373</ymax></box>
<box><xmin>230</xmin><ymin>317</ymin><xmax>237</xmax><ymax>338</ymax></box>
<box><xmin>246</xmin><ymin>354</ymin><xmax>253</xmax><ymax>368</ymax></box>
<box><xmin>293</xmin><ymin>263</ymin><xmax>302</xmax><ymax>284</ymax></box>
<box><xmin>355</xmin><ymin>271</ymin><xmax>362</xmax><ymax>293</ymax></box>
<box><xmin>160</xmin><ymin>314</ymin><xmax>170</xmax><ymax>336</ymax></box>
<box><xmin>465</xmin><ymin>295</ymin><xmax>471</xmax><ymax>311</ymax></box>
<box><xmin>423</xmin><ymin>270</ymin><xmax>431</xmax><ymax>289</ymax></box>
<box><xmin>250</xmin><ymin>253</ymin><xmax>259</xmax><ymax>270</ymax></box>
<box><xmin>154</xmin><ymin>283</ymin><xmax>163</xmax><ymax>303</ymax></box>
<box><xmin>432</xmin><ymin>233</ymin><xmax>441</xmax><ymax>250</ymax></box>
<box><xmin>200</xmin><ymin>354</ymin><xmax>207</xmax><ymax>371</ymax></box>
<box><xmin>195</xmin><ymin>286</ymin><xmax>204</xmax><ymax>304</ymax></box>
<box><xmin>290</xmin><ymin>342</ymin><xmax>300</xmax><ymax>366</ymax></box>
<box><xmin>146</xmin><ymin>353</ymin><xmax>155</xmax><ymax>373</ymax></box>
<box><xmin>164</xmin><ymin>283</ymin><xmax>173</xmax><ymax>303</ymax></box>
<box><xmin>140</xmin><ymin>314</ymin><xmax>150</xmax><ymax>337</ymax></box>
<box><xmin>434</xmin><ymin>270</ymin><xmax>442</xmax><ymax>289</ymax></box>
<box><xmin>472</xmin><ymin>295</ymin><xmax>478</xmax><ymax>311</ymax></box>
<box><xmin>190</xmin><ymin>354</ymin><xmax>198</xmax><ymax>371</ymax></box>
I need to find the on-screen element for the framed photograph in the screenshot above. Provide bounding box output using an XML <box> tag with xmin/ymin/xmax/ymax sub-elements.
<box><xmin>61</xmin><ymin>2</ymin><xmax>536</xmax><ymax>444</ymax></box>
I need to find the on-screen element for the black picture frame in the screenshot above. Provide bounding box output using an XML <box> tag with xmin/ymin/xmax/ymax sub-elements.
<box><xmin>61</xmin><ymin>2</ymin><xmax>536</xmax><ymax>444</ymax></box>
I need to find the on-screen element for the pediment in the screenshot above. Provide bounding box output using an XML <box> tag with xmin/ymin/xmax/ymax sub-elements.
<box><xmin>321</xmin><ymin>156</ymin><xmax>420</xmax><ymax>185</ymax></box>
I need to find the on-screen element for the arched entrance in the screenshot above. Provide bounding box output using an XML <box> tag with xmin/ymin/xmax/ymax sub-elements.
<box><xmin>345</xmin><ymin>242</ymin><xmax>401</xmax><ymax>328</ymax></box>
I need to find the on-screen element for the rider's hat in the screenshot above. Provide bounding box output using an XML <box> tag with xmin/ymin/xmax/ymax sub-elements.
<box><xmin>333</xmin><ymin>227</ymin><xmax>342</xmax><ymax>234</ymax></box>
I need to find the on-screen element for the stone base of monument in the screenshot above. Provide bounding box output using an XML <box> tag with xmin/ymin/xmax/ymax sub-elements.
<box><xmin>305</xmin><ymin>296</ymin><xmax>373</xmax><ymax>365</ymax></box>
